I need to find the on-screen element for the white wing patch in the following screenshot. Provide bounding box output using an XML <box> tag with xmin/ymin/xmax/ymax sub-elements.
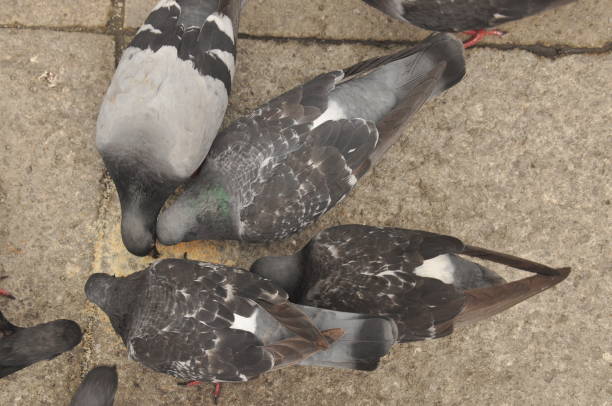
<box><xmin>414</xmin><ymin>254</ymin><xmax>455</xmax><ymax>284</ymax></box>
<box><xmin>230</xmin><ymin>308</ymin><xmax>259</xmax><ymax>334</ymax></box>
<box><xmin>137</xmin><ymin>24</ymin><xmax>162</xmax><ymax>35</ymax></box>
<box><xmin>153</xmin><ymin>0</ymin><xmax>180</xmax><ymax>11</ymax></box>
<box><xmin>208</xmin><ymin>49</ymin><xmax>235</xmax><ymax>77</ymax></box>
<box><xmin>311</xmin><ymin>99</ymin><xmax>347</xmax><ymax>128</ymax></box>
<box><xmin>207</xmin><ymin>12</ymin><xmax>234</xmax><ymax>42</ymax></box>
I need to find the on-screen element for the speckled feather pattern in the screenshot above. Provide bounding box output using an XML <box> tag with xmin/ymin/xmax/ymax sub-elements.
<box><xmin>297</xmin><ymin>225</ymin><xmax>466</xmax><ymax>342</ymax></box>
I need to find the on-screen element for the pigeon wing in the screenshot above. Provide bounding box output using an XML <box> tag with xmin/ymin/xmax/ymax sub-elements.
<box><xmin>236</xmin><ymin>119</ymin><xmax>378</xmax><ymax>241</ymax></box>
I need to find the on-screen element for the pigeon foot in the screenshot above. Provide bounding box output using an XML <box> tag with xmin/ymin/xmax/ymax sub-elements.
<box><xmin>0</xmin><ymin>288</ymin><xmax>15</xmax><ymax>300</ymax></box>
<box><xmin>177</xmin><ymin>381</ymin><xmax>221</xmax><ymax>404</ymax></box>
<box><xmin>462</xmin><ymin>29</ymin><xmax>506</xmax><ymax>48</ymax></box>
<box><xmin>0</xmin><ymin>277</ymin><xmax>15</xmax><ymax>299</ymax></box>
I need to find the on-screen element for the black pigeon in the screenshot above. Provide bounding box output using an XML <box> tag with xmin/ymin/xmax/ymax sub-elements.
<box><xmin>96</xmin><ymin>0</ymin><xmax>244</xmax><ymax>256</ymax></box>
<box><xmin>85</xmin><ymin>259</ymin><xmax>397</xmax><ymax>385</ymax></box>
<box><xmin>70</xmin><ymin>366</ymin><xmax>118</xmax><ymax>406</ymax></box>
<box><xmin>157</xmin><ymin>33</ymin><xmax>465</xmax><ymax>245</ymax></box>
<box><xmin>251</xmin><ymin>225</ymin><xmax>570</xmax><ymax>342</ymax></box>
<box><xmin>0</xmin><ymin>310</ymin><xmax>82</xmax><ymax>378</ymax></box>
<box><xmin>362</xmin><ymin>0</ymin><xmax>575</xmax><ymax>47</ymax></box>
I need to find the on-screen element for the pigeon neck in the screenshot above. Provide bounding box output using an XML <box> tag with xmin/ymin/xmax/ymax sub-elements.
<box><xmin>250</xmin><ymin>254</ymin><xmax>303</xmax><ymax>298</ymax></box>
<box><xmin>192</xmin><ymin>181</ymin><xmax>237</xmax><ymax>241</ymax></box>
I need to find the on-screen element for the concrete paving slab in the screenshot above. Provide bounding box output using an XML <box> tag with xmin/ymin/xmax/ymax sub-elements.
<box><xmin>0</xmin><ymin>0</ymin><xmax>111</xmax><ymax>28</ymax></box>
<box><xmin>0</xmin><ymin>29</ymin><xmax>114</xmax><ymax>403</ymax></box>
<box><xmin>123</xmin><ymin>0</ymin><xmax>610</xmax><ymax>47</ymax></box>
<box><xmin>88</xmin><ymin>39</ymin><xmax>611</xmax><ymax>405</ymax></box>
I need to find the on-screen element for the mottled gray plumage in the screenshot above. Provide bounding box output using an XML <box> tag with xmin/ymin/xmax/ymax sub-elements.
<box><xmin>70</xmin><ymin>366</ymin><xmax>118</xmax><ymax>406</ymax></box>
<box><xmin>251</xmin><ymin>225</ymin><xmax>570</xmax><ymax>342</ymax></box>
<box><xmin>157</xmin><ymin>33</ymin><xmax>465</xmax><ymax>245</ymax></box>
<box><xmin>96</xmin><ymin>0</ymin><xmax>244</xmax><ymax>256</ymax></box>
<box><xmin>0</xmin><ymin>311</ymin><xmax>82</xmax><ymax>378</ymax></box>
<box><xmin>85</xmin><ymin>259</ymin><xmax>396</xmax><ymax>383</ymax></box>
<box><xmin>362</xmin><ymin>0</ymin><xmax>574</xmax><ymax>32</ymax></box>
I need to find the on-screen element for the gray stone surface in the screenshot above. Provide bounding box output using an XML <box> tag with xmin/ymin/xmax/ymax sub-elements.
<box><xmin>0</xmin><ymin>0</ymin><xmax>111</xmax><ymax>28</ymax></box>
<box><xmin>0</xmin><ymin>29</ymin><xmax>114</xmax><ymax>403</ymax></box>
<box><xmin>123</xmin><ymin>0</ymin><xmax>611</xmax><ymax>47</ymax></box>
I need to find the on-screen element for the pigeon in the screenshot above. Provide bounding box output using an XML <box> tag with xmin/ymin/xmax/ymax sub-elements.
<box><xmin>85</xmin><ymin>259</ymin><xmax>397</xmax><ymax>388</ymax></box>
<box><xmin>70</xmin><ymin>366</ymin><xmax>118</xmax><ymax>406</ymax></box>
<box><xmin>361</xmin><ymin>0</ymin><xmax>575</xmax><ymax>47</ymax></box>
<box><xmin>251</xmin><ymin>225</ymin><xmax>570</xmax><ymax>342</ymax></box>
<box><xmin>96</xmin><ymin>0</ymin><xmax>245</xmax><ymax>256</ymax></box>
<box><xmin>156</xmin><ymin>33</ymin><xmax>466</xmax><ymax>245</ymax></box>
<box><xmin>0</xmin><ymin>310</ymin><xmax>82</xmax><ymax>378</ymax></box>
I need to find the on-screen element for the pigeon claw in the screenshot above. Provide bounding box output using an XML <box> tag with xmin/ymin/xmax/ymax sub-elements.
<box><xmin>462</xmin><ymin>29</ymin><xmax>506</xmax><ymax>48</ymax></box>
<box><xmin>0</xmin><ymin>288</ymin><xmax>15</xmax><ymax>300</ymax></box>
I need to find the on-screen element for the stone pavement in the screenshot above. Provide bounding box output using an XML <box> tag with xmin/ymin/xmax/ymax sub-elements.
<box><xmin>0</xmin><ymin>1</ymin><xmax>610</xmax><ymax>405</ymax></box>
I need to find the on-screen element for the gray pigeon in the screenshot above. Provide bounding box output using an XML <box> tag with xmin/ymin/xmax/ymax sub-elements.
<box><xmin>251</xmin><ymin>225</ymin><xmax>570</xmax><ymax>342</ymax></box>
<box><xmin>156</xmin><ymin>33</ymin><xmax>466</xmax><ymax>245</ymax></box>
<box><xmin>70</xmin><ymin>366</ymin><xmax>118</xmax><ymax>406</ymax></box>
<box><xmin>362</xmin><ymin>0</ymin><xmax>575</xmax><ymax>47</ymax></box>
<box><xmin>85</xmin><ymin>259</ymin><xmax>397</xmax><ymax>386</ymax></box>
<box><xmin>96</xmin><ymin>0</ymin><xmax>244</xmax><ymax>256</ymax></box>
<box><xmin>0</xmin><ymin>311</ymin><xmax>82</xmax><ymax>378</ymax></box>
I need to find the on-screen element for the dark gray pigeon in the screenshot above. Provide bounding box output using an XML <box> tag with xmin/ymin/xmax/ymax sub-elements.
<box><xmin>96</xmin><ymin>0</ymin><xmax>245</xmax><ymax>256</ymax></box>
<box><xmin>70</xmin><ymin>365</ymin><xmax>118</xmax><ymax>406</ymax></box>
<box><xmin>362</xmin><ymin>0</ymin><xmax>575</xmax><ymax>47</ymax></box>
<box><xmin>0</xmin><ymin>311</ymin><xmax>82</xmax><ymax>378</ymax></box>
<box><xmin>85</xmin><ymin>259</ymin><xmax>397</xmax><ymax>386</ymax></box>
<box><xmin>156</xmin><ymin>33</ymin><xmax>465</xmax><ymax>245</ymax></box>
<box><xmin>251</xmin><ymin>225</ymin><xmax>570</xmax><ymax>342</ymax></box>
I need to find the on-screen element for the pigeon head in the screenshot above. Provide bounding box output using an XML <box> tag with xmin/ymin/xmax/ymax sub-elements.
<box><xmin>85</xmin><ymin>272</ymin><xmax>144</xmax><ymax>340</ymax></box>
<box><xmin>69</xmin><ymin>365</ymin><xmax>118</xmax><ymax>406</ymax></box>
<box><xmin>250</xmin><ymin>255</ymin><xmax>303</xmax><ymax>299</ymax></box>
<box><xmin>120</xmin><ymin>211</ymin><xmax>156</xmax><ymax>257</ymax></box>
<box><xmin>24</xmin><ymin>319</ymin><xmax>82</xmax><ymax>360</ymax></box>
<box><xmin>100</xmin><ymin>154</ymin><xmax>164</xmax><ymax>257</ymax></box>
<box><xmin>85</xmin><ymin>273</ymin><xmax>117</xmax><ymax>311</ymax></box>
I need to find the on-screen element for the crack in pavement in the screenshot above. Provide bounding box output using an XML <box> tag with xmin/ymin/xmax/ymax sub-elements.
<box><xmin>1</xmin><ymin>23</ymin><xmax>610</xmax><ymax>60</ymax></box>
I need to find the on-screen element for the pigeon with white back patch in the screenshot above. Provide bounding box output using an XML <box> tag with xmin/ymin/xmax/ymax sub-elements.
<box><xmin>85</xmin><ymin>259</ymin><xmax>396</xmax><ymax>400</ymax></box>
<box><xmin>156</xmin><ymin>33</ymin><xmax>465</xmax><ymax>245</ymax></box>
<box><xmin>0</xmin><ymin>310</ymin><xmax>82</xmax><ymax>378</ymax></box>
<box><xmin>251</xmin><ymin>225</ymin><xmax>570</xmax><ymax>342</ymax></box>
<box><xmin>96</xmin><ymin>0</ymin><xmax>245</xmax><ymax>256</ymax></box>
<box><xmin>70</xmin><ymin>365</ymin><xmax>118</xmax><ymax>406</ymax></box>
<box><xmin>362</xmin><ymin>0</ymin><xmax>575</xmax><ymax>47</ymax></box>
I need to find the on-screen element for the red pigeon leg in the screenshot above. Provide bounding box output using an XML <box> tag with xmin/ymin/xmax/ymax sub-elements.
<box><xmin>0</xmin><ymin>277</ymin><xmax>15</xmax><ymax>300</ymax></box>
<box><xmin>462</xmin><ymin>29</ymin><xmax>506</xmax><ymax>48</ymax></box>
<box><xmin>0</xmin><ymin>288</ymin><xmax>15</xmax><ymax>300</ymax></box>
<box><xmin>178</xmin><ymin>381</ymin><xmax>222</xmax><ymax>404</ymax></box>
<box><xmin>211</xmin><ymin>383</ymin><xmax>221</xmax><ymax>404</ymax></box>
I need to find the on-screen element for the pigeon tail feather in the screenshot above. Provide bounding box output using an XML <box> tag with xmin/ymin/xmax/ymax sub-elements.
<box><xmin>295</xmin><ymin>305</ymin><xmax>398</xmax><ymax>371</ymax></box>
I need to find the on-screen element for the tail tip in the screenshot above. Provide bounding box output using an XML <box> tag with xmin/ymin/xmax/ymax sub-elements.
<box><xmin>554</xmin><ymin>267</ymin><xmax>571</xmax><ymax>280</ymax></box>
